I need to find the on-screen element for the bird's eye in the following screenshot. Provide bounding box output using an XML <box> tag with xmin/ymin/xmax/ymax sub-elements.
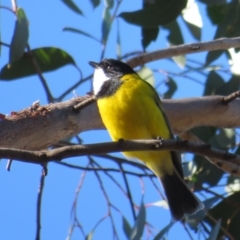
<box><xmin>107</xmin><ymin>65</ymin><xmax>114</xmax><ymax>70</ymax></box>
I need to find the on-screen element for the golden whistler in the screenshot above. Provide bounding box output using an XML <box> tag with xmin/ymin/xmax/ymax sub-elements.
<box><xmin>89</xmin><ymin>59</ymin><xmax>204</xmax><ymax>220</ymax></box>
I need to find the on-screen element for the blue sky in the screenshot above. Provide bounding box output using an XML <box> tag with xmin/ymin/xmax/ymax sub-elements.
<box><xmin>0</xmin><ymin>1</ymin><xmax>226</xmax><ymax>239</ymax></box>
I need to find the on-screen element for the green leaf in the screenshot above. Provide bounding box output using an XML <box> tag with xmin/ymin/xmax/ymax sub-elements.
<box><xmin>141</xmin><ymin>27</ymin><xmax>159</xmax><ymax>50</ymax></box>
<box><xmin>122</xmin><ymin>216</ymin><xmax>132</xmax><ymax>239</ymax></box>
<box><xmin>204</xmin><ymin>192</ymin><xmax>240</xmax><ymax>240</ymax></box>
<box><xmin>210</xmin><ymin>128</ymin><xmax>235</xmax><ymax>149</ymax></box>
<box><xmin>225</xmin><ymin>176</ymin><xmax>240</xmax><ymax>194</ymax></box>
<box><xmin>163</xmin><ymin>20</ymin><xmax>184</xmax><ymax>45</ymax></box>
<box><xmin>205</xmin><ymin>50</ymin><xmax>225</xmax><ymax>66</ymax></box>
<box><xmin>194</xmin><ymin>155</ymin><xmax>224</xmax><ymax>186</ymax></box>
<box><xmin>213</xmin><ymin>4</ymin><xmax>238</xmax><ymax>38</ymax></box>
<box><xmin>173</xmin><ymin>55</ymin><xmax>186</xmax><ymax>68</ymax></box>
<box><xmin>192</xmin><ymin>126</ymin><xmax>216</xmax><ymax>143</ymax></box>
<box><xmin>207</xmin><ymin>5</ymin><xmax>226</xmax><ymax>25</ymax></box>
<box><xmin>164</xmin><ymin>78</ymin><xmax>177</xmax><ymax>99</ymax></box>
<box><xmin>215</xmin><ymin>75</ymin><xmax>240</xmax><ymax>95</ymax></box>
<box><xmin>85</xmin><ymin>231</ymin><xmax>94</xmax><ymax>240</ymax></box>
<box><xmin>9</xmin><ymin>8</ymin><xmax>29</xmax><ymax>64</ymax></box>
<box><xmin>116</xmin><ymin>27</ymin><xmax>121</xmax><ymax>59</ymax></box>
<box><xmin>192</xmin><ymin>126</ymin><xmax>224</xmax><ymax>186</ymax></box>
<box><xmin>63</xmin><ymin>27</ymin><xmax>100</xmax><ymax>42</ymax></box>
<box><xmin>182</xmin><ymin>0</ymin><xmax>202</xmax><ymax>40</ymax></box>
<box><xmin>137</xmin><ymin>66</ymin><xmax>155</xmax><ymax>87</ymax></box>
<box><xmin>130</xmin><ymin>201</ymin><xmax>146</xmax><ymax>240</ymax></box>
<box><xmin>203</xmin><ymin>71</ymin><xmax>225</xmax><ymax>96</ymax></box>
<box><xmin>163</xmin><ymin>21</ymin><xmax>185</xmax><ymax>67</ymax></box>
<box><xmin>61</xmin><ymin>0</ymin><xmax>83</xmax><ymax>15</ymax></box>
<box><xmin>101</xmin><ymin>8</ymin><xmax>111</xmax><ymax>44</ymax></box>
<box><xmin>90</xmin><ymin>0</ymin><xmax>100</xmax><ymax>9</ymax></box>
<box><xmin>119</xmin><ymin>0</ymin><xmax>187</xmax><ymax>28</ymax></box>
<box><xmin>207</xmin><ymin>219</ymin><xmax>221</xmax><ymax>240</ymax></box>
<box><xmin>104</xmin><ymin>0</ymin><xmax>114</xmax><ymax>9</ymax></box>
<box><xmin>0</xmin><ymin>32</ymin><xmax>1</xmax><ymax>56</ymax></box>
<box><xmin>186</xmin><ymin>196</ymin><xmax>220</xmax><ymax>229</ymax></box>
<box><xmin>0</xmin><ymin>47</ymin><xmax>75</xmax><ymax>80</ymax></box>
<box><xmin>183</xmin><ymin>20</ymin><xmax>201</xmax><ymax>40</ymax></box>
<box><xmin>153</xmin><ymin>221</ymin><xmax>174</xmax><ymax>240</ymax></box>
<box><xmin>199</xmin><ymin>0</ymin><xmax>227</xmax><ymax>5</ymax></box>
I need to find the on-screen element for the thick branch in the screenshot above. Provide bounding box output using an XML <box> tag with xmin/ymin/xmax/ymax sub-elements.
<box><xmin>0</xmin><ymin>139</ymin><xmax>239</xmax><ymax>175</ymax></box>
<box><xmin>1</xmin><ymin>95</ymin><xmax>239</xmax><ymax>150</ymax></box>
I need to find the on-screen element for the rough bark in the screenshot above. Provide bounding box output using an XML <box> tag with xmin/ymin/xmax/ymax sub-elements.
<box><xmin>0</xmin><ymin>95</ymin><xmax>239</xmax><ymax>150</ymax></box>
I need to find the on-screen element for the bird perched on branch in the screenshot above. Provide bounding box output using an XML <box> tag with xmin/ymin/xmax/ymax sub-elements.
<box><xmin>89</xmin><ymin>58</ymin><xmax>204</xmax><ymax>220</ymax></box>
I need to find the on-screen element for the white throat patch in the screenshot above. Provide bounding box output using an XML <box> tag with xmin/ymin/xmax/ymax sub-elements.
<box><xmin>93</xmin><ymin>68</ymin><xmax>110</xmax><ymax>95</ymax></box>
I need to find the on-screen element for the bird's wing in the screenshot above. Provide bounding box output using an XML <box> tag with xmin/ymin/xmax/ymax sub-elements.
<box><xmin>141</xmin><ymin>79</ymin><xmax>184</xmax><ymax>178</ymax></box>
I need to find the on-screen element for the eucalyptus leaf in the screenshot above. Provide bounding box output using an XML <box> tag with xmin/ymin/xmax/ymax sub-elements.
<box><xmin>105</xmin><ymin>0</ymin><xmax>114</xmax><ymax>9</ymax></box>
<box><xmin>63</xmin><ymin>27</ymin><xmax>100</xmax><ymax>42</ymax></box>
<box><xmin>210</xmin><ymin>128</ymin><xmax>235</xmax><ymax>149</ymax></box>
<box><xmin>85</xmin><ymin>231</ymin><xmax>94</xmax><ymax>240</ymax></box>
<box><xmin>205</xmin><ymin>50</ymin><xmax>225</xmax><ymax>66</ymax></box>
<box><xmin>101</xmin><ymin>8</ymin><xmax>111</xmax><ymax>44</ymax></box>
<box><xmin>153</xmin><ymin>221</ymin><xmax>174</xmax><ymax>240</ymax></box>
<box><xmin>164</xmin><ymin>78</ymin><xmax>177</xmax><ymax>99</ymax></box>
<box><xmin>183</xmin><ymin>20</ymin><xmax>201</xmax><ymax>40</ymax></box>
<box><xmin>203</xmin><ymin>71</ymin><xmax>225</xmax><ymax>96</ymax></box>
<box><xmin>122</xmin><ymin>216</ymin><xmax>132</xmax><ymax>239</ymax></box>
<box><xmin>90</xmin><ymin>0</ymin><xmax>100</xmax><ymax>8</ymax></box>
<box><xmin>9</xmin><ymin>8</ymin><xmax>29</xmax><ymax>64</ymax></box>
<box><xmin>199</xmin><ymin>0</ymin><xmax>227</xmax><ymax>4</ymax></box>
<box><xmin>207</xmin><ymin>219</ymin><xmax>221</xmax><ymax>240</ymax></box>
<box><xmin>215</xmin><ymin>75</ymin><xmax>240</xmax><ymax>95</ymax></box>
<box><xmin>61</xmin><ymin>0</ymin><xmax>83</xmax><ymax>15</ymax></box>
<box><xmin>119</xmin><ymin>0</ymin><xmax>187</xmax><ymax>28</ymax></box>
<box><xmin>137</xmin><ymin>66</ymin><xmax>155</xmax><ymax>87</ymax></box>
<box><xmin>163</xmin><ymin>20</ymin><xmax>184</xmax><ymax>45</ymax></box>
<box><xmin>141</xmin><ymin>27</ymin><xmax>159</xmax><ymax>50</ymax></box>
<box><xmin>1</xmin><ymin>47</ymin><xmax>75</xmax><ymax>80</ymax></box>
<box><xmin>207</xmin><ymin>5</ymin><xmax>226</xmax><ymax>25</ymax></box>
<box><xmin>186</xmin><ymin>196</ymin><xmax>220</xmax><ymax>229</ymax></box>
<box><xmin>204</xmin><ymin>192</ymin><xmax>240</xmax><ymax>239</ymax></box>
<box><xmin>130</xmin><ymin>201</ymin><xmax>146</xmax><ymax>240</ymax></box>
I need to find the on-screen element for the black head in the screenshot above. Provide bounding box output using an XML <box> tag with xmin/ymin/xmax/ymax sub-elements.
<box><xmin>89</xmin><ymin>58</ymin><xmax>135</xmax><ymax>79</ymax></box>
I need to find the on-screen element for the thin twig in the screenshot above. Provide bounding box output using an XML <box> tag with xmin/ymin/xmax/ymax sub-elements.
<box><xmin>26</xmin><ymin>45</ymin><xmax>54</xmax><ymax>103</ymax></box>
<box><xmin>0</xmin><ymin>41</ymin><xmax>11</xmax><ymax>47</ymax></box>
<box><xmin>57</xmin><ymin>75</ymin><xmax>92</xmax><ymax>101</ymax></box>
<box><xmin>94</xmin><ymin>154</ymin><xmax>149</xmax><ymax>171</ymax></box>
<box><xmin>111</xmin><ymin>0</ymin><xmax>122</xmax><ymax>21</ymax></box>
<box><xmin>55</xmin><ymin>161</ymin><xmax>150</xmax><ymax>177</ymax></box>
<box><xmin>67</xmin><ymin>168</ymin><xmax>88</xmax><ymax>240</ymax></box>
<box><xmin>2</xmin><ymin>139</ymin><xmax>240</xmax><ymax>177</ymax></box>
<box><xmin>6</xmin><ymin>159</ymin><xmax>12</xmax><ymax>171</ymax></box>
<box><xmin>222</xmin><ymin>91</ymin><xmax>240</xmax><ymax>104</ymax></box>
<box><xmin>206</xmin><ymin>212</ymin><xmax>234</xmax><ymax>240</ymax></box>
<box><xmin>73</xmin><ymin>95</ymin><xmax>96</xmax><ymax>111</ymax></box>
<box><xmin>93</xmin><ymin>161</ymin><xmax>128</xmax><ymax>197</ymax></box>
<box><xmin>35</xmin><ymin>169</ymin><xmax>46</xmax><ymax>240</ymax></box>
<box><xmin>90</xmin><ymin>157</ymin><xmax>120</xmax><ymax>240</ymax></box>
<box><xmin>182</xmin><ymin>222</ymin><xmax>194</xmax><ymax>240</ymax></box>
<box><xmin>119</xmin><ymin>163</ymin><xmax>136</xmax><ymax>220</ymax></box>
<box><xmin>0</xmin><ymin>6</ymin><xmax>15</xmax><ymax>13</ymax></box>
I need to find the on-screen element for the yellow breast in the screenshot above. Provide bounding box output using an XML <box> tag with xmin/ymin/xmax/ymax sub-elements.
<box><xmin>97</xmin><ymin>73</ymin><xmax>173</xmax><ymax>175</ymax></box>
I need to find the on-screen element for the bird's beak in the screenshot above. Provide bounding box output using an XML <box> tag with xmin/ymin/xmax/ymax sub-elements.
<box><xmin>89</xmin><ymin>61</ymin><xmax>99</xmax><ymax>69</ymax></box>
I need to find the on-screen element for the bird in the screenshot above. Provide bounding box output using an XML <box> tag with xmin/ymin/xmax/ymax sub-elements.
<box><xmin>89</xmin><ymin>58</ymin><xmax>204</xmax><ymax>221</ymax></box>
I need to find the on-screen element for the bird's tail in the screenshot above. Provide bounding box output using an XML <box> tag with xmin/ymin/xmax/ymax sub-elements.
<box><xmin>160</xmin><ymin>169</ymin><xmax>204</xmax><ymax>221</ymax></box>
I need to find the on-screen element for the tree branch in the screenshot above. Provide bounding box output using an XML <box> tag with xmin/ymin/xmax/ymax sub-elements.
<box><xmin>1</xmin><ymin>94</ymin><xmax>240</xmax><ymax>150</ymax></box>
<box><xmin>1</xmin><ymin>139</ymin><xmax>240</xmax><ymax>175</ymax></box>
<box><xmin>126</xmin><ymin>37</ymin><xmax>240</xmax><ymax>67</ymax></box>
